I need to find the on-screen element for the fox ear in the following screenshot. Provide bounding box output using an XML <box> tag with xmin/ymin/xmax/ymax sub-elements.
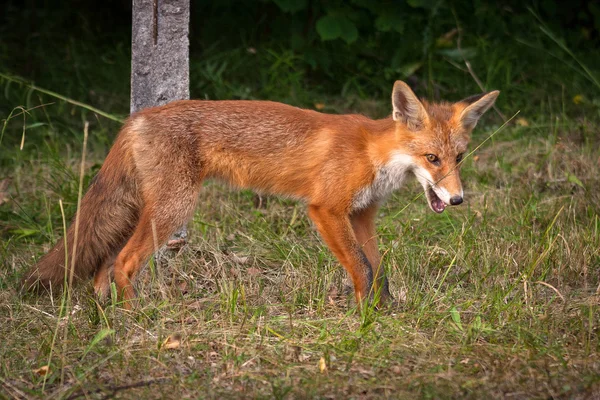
<box><xmin>392</xmin><ymin>81</ymin><xmax>428</xmax><ymax>130</ymax></box>
<box><xmin>458</xmin><ymin>91</ymin><xmax>500</xmax><ymax>130</ymax></box>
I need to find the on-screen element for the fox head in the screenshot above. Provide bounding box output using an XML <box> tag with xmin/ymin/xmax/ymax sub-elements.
<box><xmin>391</xmin><ymin>80</ymin><xmax>499</xmax><ymax>213</ymax></box>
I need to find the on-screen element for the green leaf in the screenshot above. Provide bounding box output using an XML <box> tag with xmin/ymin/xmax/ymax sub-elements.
<box><xmin>472</xmin><ymin>315</ymin><xmax>482</xmax><ymax>332</ymax></box>
<box><xmin>375</xmin><ymin>13</ymin><xmax>404</xmax><ymax>33</ymax></box>
<box><xmin>26</xmin><ymin>122</ymin><xmax>47</xmax><ymax>130</ymax></box>
<box><xmin>316</xmin><ymin>15</ymin><xmax>358</xmax><ymax>44</ymax></box>
<box><xmin>437</xmin><ymin>48</ymin><xmax>477</xmax><ymax>61</ymax></box>
<box><xmin>566</xmin><ymin>172</ymin><xmax>585</xmax><ymax>189</ymax></box>
<box><xmin>398</xmin><ymin>62</ymin><xmax>423</xmax><ymax>77</ymax></box>
<box><xmin>338</xmin><ymin>17</ymin><xmax>359</xmax><ymax>44</ymax></box>
<box><xmin>316</xmin><ymin>15</ymin><xmax>342</xmax><ymax>41</ymax></box>
<box><xmin>450</xmin><ymin>307</ymin><xmax>463</xmax><ymax>330</ymax></box>
<box><xmin>82</xmin><ymin>328</ymin><xmax>114</xmax><ymax>359</ymax></box>
<box><xmin>11</xmin><ymin>228</ymin><xmax>39</xmax><ymax>239</ymax></box>
<box><xmin>272</xmin><ymin>0</ymin><xmax>307</xmax><ymax>13</ymax></box>
<box><xmin>407</xmin><ymin>0</ymin><xmax>438</xmax><ymax>9</ymax></box>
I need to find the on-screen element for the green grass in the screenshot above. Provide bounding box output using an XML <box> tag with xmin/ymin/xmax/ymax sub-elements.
<box><xmin>1</xmin><ymin>3</ymin><xmax>600</xmax><ymax>397</ymax></box>
<box><xmin>0</xmin><ymin>101</ymin><xmax>599</xmax><ymax>398</ymax></box>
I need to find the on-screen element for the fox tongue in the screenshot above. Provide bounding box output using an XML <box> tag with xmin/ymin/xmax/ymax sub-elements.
<box><xmin>428</xmin><ymin>189</ymin><xmax>446</xmax><ymax>213</ymax></box>
<box><xmin>431</xmin><ymin>198</ymin><xmax>446</xmax><ymax>213</ymax></box>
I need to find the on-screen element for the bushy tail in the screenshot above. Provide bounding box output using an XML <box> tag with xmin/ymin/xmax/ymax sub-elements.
<box><xmin>22</xmin><ymin>133</ymin><xmax>142</xmax><ymax>293</ymax></box>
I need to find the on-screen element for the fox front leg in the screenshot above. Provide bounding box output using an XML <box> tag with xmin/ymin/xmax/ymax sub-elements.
<box><xmin>307</xmin><ymin>205</ymin><xmax>375</xmax><ymax>307</ymax></box>
<box><xmin>350</xmin><ymin>205</ymin><xmax>392</xmax><ymax>304</ymax></box>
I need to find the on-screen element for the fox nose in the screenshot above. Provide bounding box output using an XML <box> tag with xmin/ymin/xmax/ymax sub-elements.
<box><xmin>450</xmin><ymin>195</ymin><xmax>463</xmax><ymax>205</ymax></box>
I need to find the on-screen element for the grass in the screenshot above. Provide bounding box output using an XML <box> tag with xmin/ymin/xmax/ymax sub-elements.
<box><xmin>1</xmin><ymin>4</ymin><xmax>600</xmax><ymax>397</ymax></box>
<box><xmin>0</xmin><ymin>98</ymin><xmax>599</xmax><ymax>399</ymax></box>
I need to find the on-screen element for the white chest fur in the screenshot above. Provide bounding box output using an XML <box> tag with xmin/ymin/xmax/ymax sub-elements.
<box><xmin>352</xmin><ymin>153</ymin><xmax>414</xmax><ymax>210</ymax></box>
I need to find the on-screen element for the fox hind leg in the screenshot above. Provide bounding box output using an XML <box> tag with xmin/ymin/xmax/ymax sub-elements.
<box><xmin>113</xmin><ymin>189</ymin><xmax>199</xmax><ymax>309</ymax></box>
<box><xmin>93</xmin><ymin>253</ymin><xmax>117</xmax><ymax>301</ymax></box>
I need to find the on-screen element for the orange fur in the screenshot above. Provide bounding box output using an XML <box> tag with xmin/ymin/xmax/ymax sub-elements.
<box><xmin>22</xmin><ymin>81</ymin><xmax>499</xmax><ymax>308</ymax></box>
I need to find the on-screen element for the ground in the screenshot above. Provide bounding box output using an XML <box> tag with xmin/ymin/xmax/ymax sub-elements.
<box><xmin>0</xmin><ymin>109</ymin><xmax>599</xmax><ymax>399</ymax></box>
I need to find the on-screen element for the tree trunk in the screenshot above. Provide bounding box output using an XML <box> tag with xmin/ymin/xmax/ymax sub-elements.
<box><xmin>131</xmin><ymin>0</ymin><xmax>190</xmax><ymax>247</ymax></box>
<box><xmin>131</xmin><ymin>0</ymin><xmax>190</xmax><ymax>113</ymax></box>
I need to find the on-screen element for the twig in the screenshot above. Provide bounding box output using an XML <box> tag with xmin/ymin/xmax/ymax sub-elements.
<box><xmin>1</xmin><ymin>102</ymin><xmax>55</xmax><ymax>122</ymax></box>
<box><xmin>0</xmin><ymin>377</ymin><xmax>29</xmax><ymax>399</ymax></box>
<box><xmin>0</xmin><ymin>72</ymin><xmax>124</xmax><ymax>123</ymax></box>
<box><xmin>534</xmin><ymin>281</ymin><xmax>565</xmax><ymax>302</ymax></box>
<box><xmin>22</xmin><ymin>304</ymin><xmax>58</xmax><ymax>319</ymax></box>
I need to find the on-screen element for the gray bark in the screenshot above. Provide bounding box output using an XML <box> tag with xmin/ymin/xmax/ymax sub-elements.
<box><xmin>131</xmin><ymin>0</ymin><xmax>190</xmax><ymax>113</ymax></box>
<box><xmin>131</xmin><ymin>0</ymin><xmax>190</xmax><ymax>246</ymax></box>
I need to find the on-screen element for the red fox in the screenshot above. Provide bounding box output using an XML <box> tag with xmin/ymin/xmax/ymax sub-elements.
<box><xmin>23</xmin><ymin>81</ymin><xmax>499</xmax><ymax>308</ymax></box>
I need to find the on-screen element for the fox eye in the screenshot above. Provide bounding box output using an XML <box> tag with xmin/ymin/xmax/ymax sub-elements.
<box><xmin>425</xmin><ymin>154</ymin><xmax>439</xmax><ymax>164</ymax></box>
<box><xmin>456</xmin><ymin>153</ymin><xmax>464</xmax><ymax>163</ymax></box>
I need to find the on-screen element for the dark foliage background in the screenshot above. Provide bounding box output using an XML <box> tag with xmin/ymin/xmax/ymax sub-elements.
<box><xmin>1</xmin><ymin>0</ymin><xmax>599</xmax><ymax>117</ymax></box>
<box><xmin>1</xmin><ymin>0</ymin><xmax>599</xmax><ymax>252</ymax></box>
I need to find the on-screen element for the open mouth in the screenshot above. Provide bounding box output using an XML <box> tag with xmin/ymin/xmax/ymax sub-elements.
<box><xmin>426</xmin><ymin>187</ymin><xmax>446</xmax><ymax>213</ymax></box>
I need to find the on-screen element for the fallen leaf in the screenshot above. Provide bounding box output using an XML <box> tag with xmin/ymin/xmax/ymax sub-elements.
<box><xmin>327</xmin><ymin>286</ymin><xmax>340</xmax><ymax>306</ymax></box>
<box><xmin>314</xmin><ymin>103</ymin><xmax>325</xmax><ymax>110</ymax></box>
<box><xmin>318</xmin><ymin>357</ymin><xmax>327</xmax><ymax>373</ymax></box>
<box><xmin>0</xmin><ymin>178</ymin><xmax>10</xmax><ymax>206</ymax></box>
<box><xmin>33</xmin><ymin>365</ymin><xmax>50</xmax><ymax>376</ymax></box>
<box><xmin>351</xmin><ymin>365</ymin><xmax>375</xmax><ymax>377</ymax></box>
<box><xmin>178</xmin><ymin>280</ymin><xmax>188</xmax><ymax>293</ymax></box>
<box><xmin>166</xmin><ymin>238</ymin><xmax>186</xmax><ymax>250</ymax></box>
<box><xmin>162</xmin><ymin>334</ymin><xmax>181</xmax><ymax>350</ymax></box>
<box><xmin>231</xmin><ymin>254</ymin><xmax>249</xmax><ymax>265</ymax></box>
